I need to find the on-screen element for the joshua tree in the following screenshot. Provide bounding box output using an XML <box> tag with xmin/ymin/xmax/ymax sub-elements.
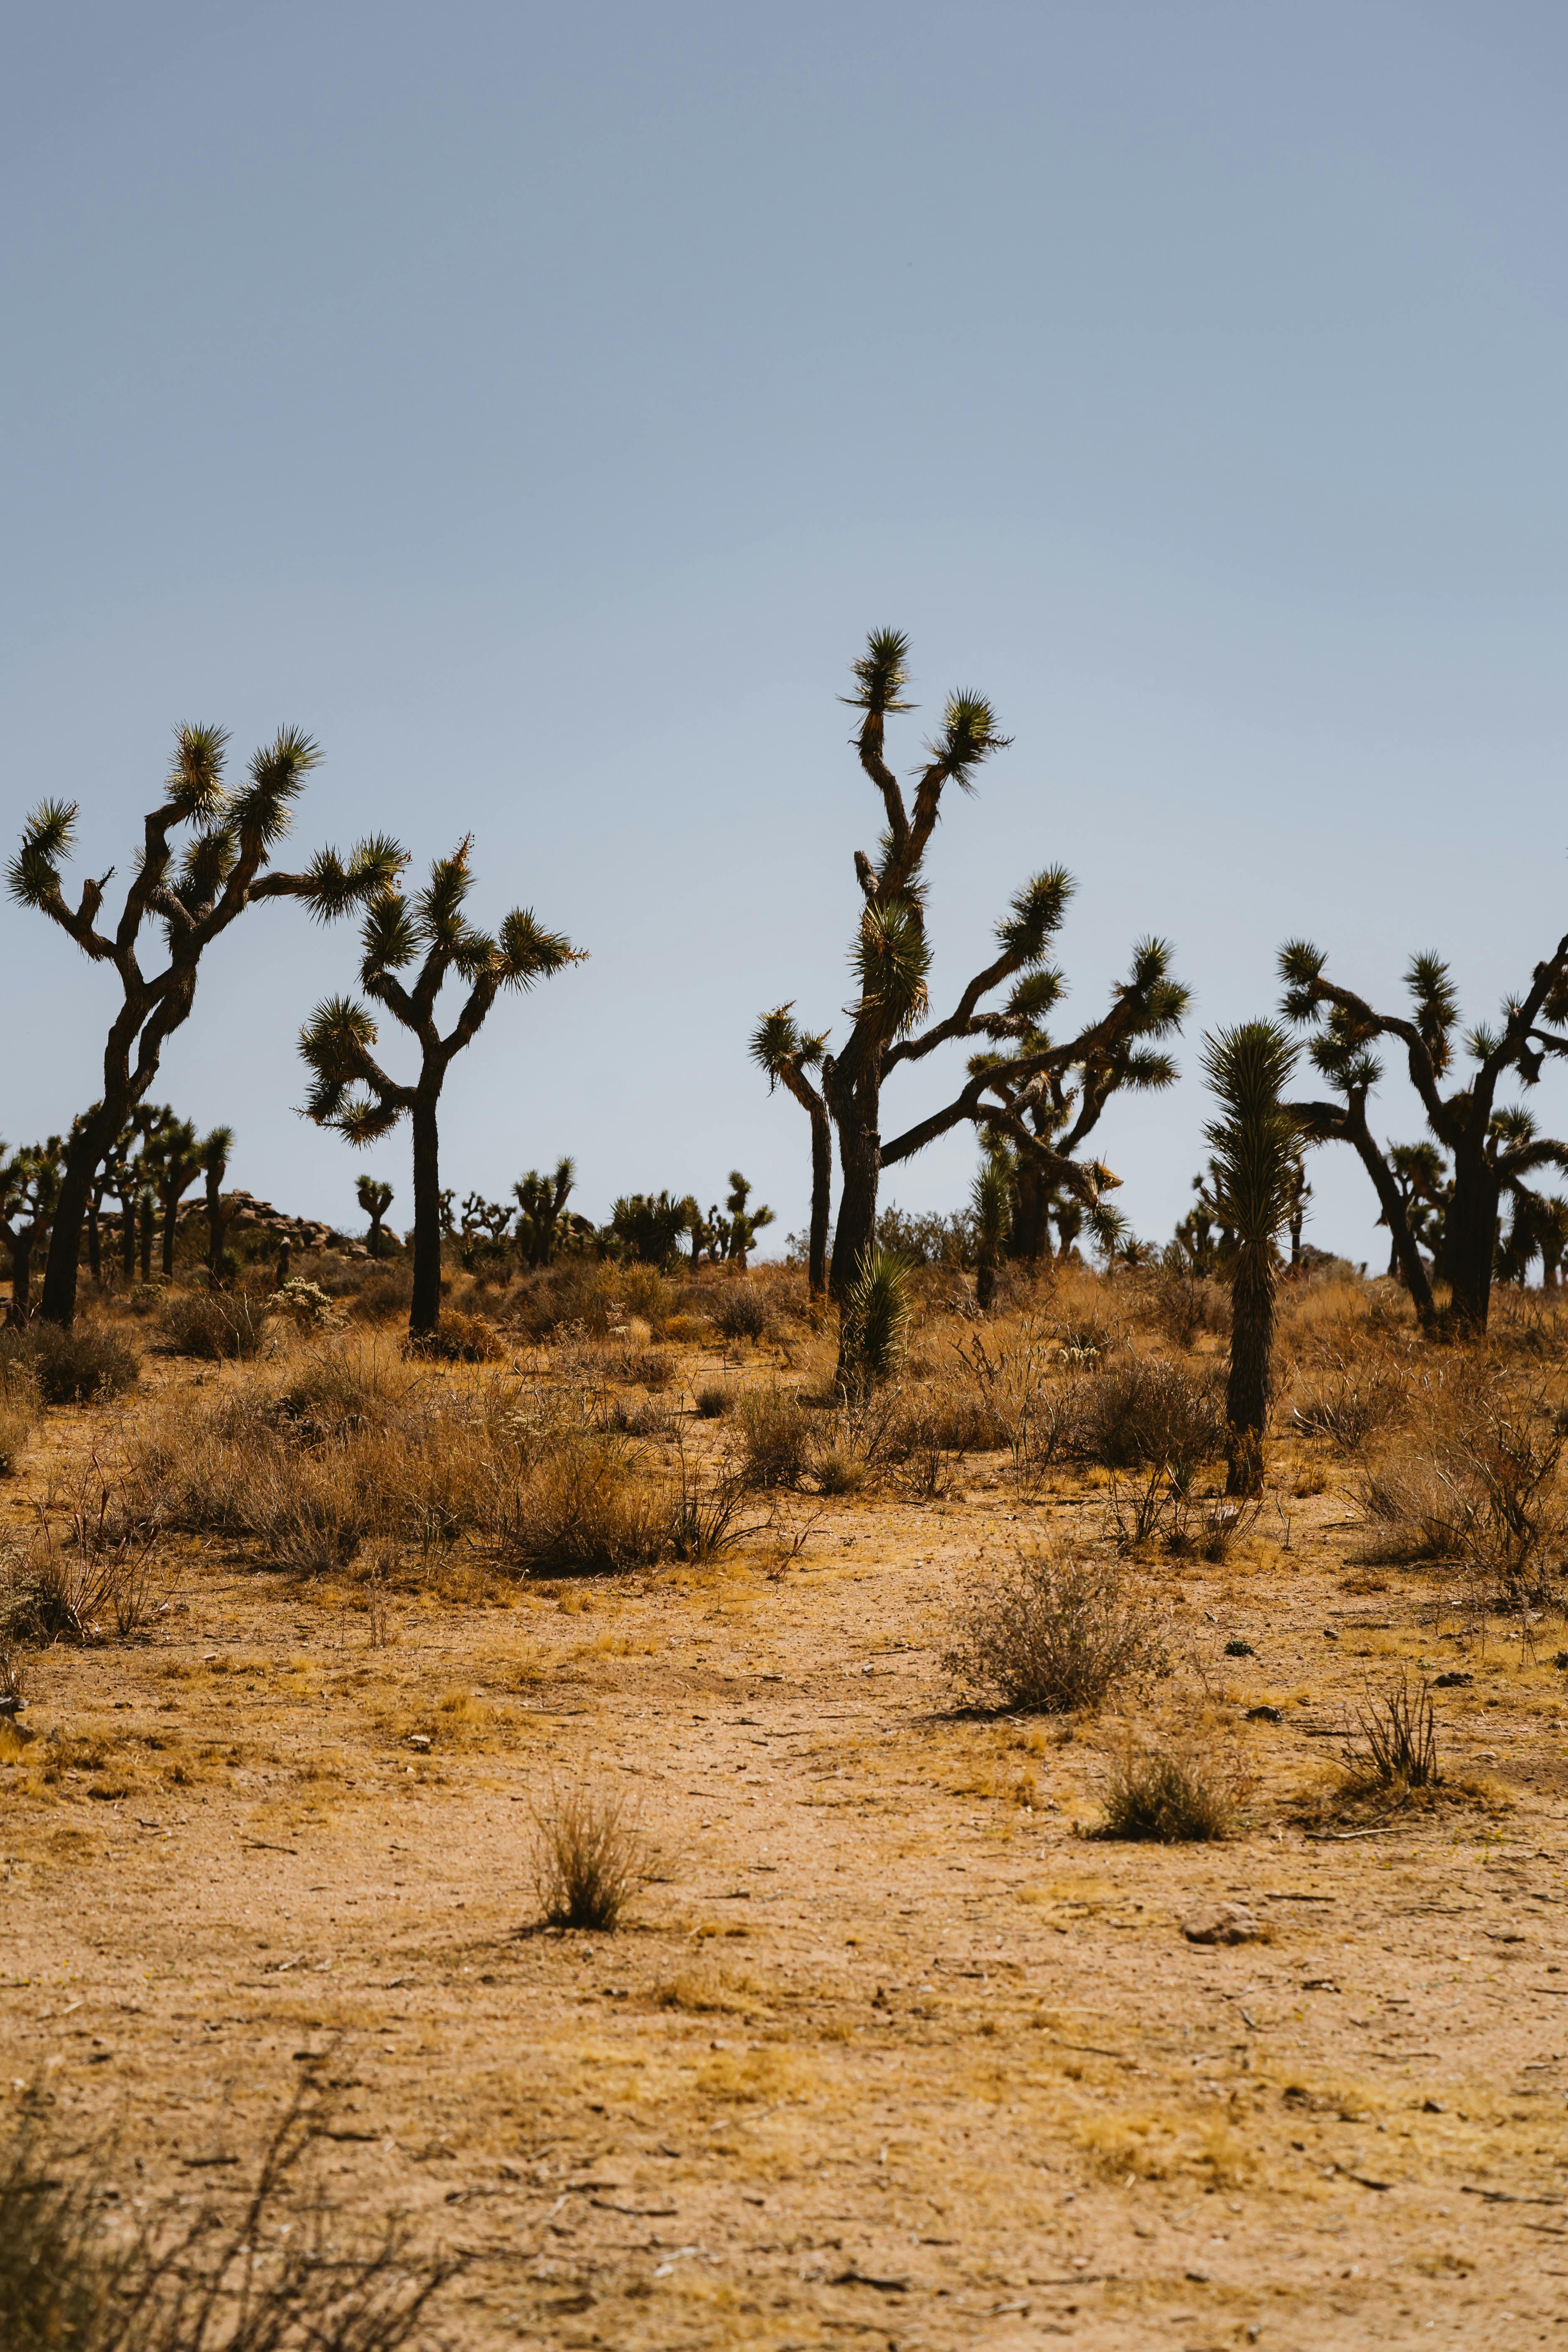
<box><xmin>143</xmin><ymin>1116</ymin><xmax>203</xmax><ymax>1277</ymax></box>
<box><xmin>0</xmin><ymin>1141</ymin><xmax>64</xmax><ymax>1324</ymax></box>
<box><xmin>200</xmin><ymin>1126</ymin><xmax>234</xmax><ymax>1272</ymax></box>
<box><xmin>607</xmin><ymin>1191</ymin><xmax>687</xmax><ymax>1266</ymax></box>
<box><xmin>8</xmin><ymin>725</ymin><xmax>404</xmax><ymax>1327</ymax></box>
<box><xmin>460</xmin><ymin>1193</ymin><xmax>515</xmax><ymax>1268</ymax></box>
<box><xmin>786</xmin><ymin>632</ymin><xmax>1187</xmax><ymax>1304</ymax></box>
<box><xmin>719</xmin><ymin>1171</ymin><xmax>774</xmax><ymax>1270</ymax></box>
<box><xmin>1281</xmin><ymin>939</ymin><xmax>1568</xmax><ymax>1331</ymax></box>
<box><xmin>677</xmin><ymin>1194</ymin><xmax>712</xmax><ymax>1271</ymax></box>
<box><xmin>299</xmin><ymin>841</ymin><xmax>583</xmax><ymax>1340</ymax></box>
<box><xmin>1383</xmin><ymin>1142</ymin><xmax>1447</xmax><ymax>1285</ymax></box>
<box><xmin>1202</xmin><ymin>1022</ymin><xmax>1301</xmax><ymax>1496</ymax></box>
<box><xmin>356</xmin><ymin>1175</ymin><xmax>395</xmax><ymax>1258</ymax></box>
<box><xmin>750</xmin><ymin>1007</ymin><xmax>831</xmax><ymax>1296</ymax></box>
<box><xmin>1285</xmin><ymin>1161</ymin><xmax>1311</xmax><ymax>1269</ymax></box>
<box><xmin>971</xmin><ymin>1148</ymin><xmax>1011</xmax><ymax>1311</ymax></box>
<box><xmin>514</xmin><ymin>1158</ymin><xmax>574</xmax><ymax>1268</ymax></box>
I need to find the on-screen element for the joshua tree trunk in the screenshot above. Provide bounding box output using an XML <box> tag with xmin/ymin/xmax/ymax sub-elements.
<box><xmin>139</xmin><ymin>1197</ymin><xmax>154</xmax><ymax>1282</ymax></box>
<box><xmin>1441</xmin><ymin>1152</ymin><xmax>1501</xmax><ymax>1331</ymax></box>
<box><xmin>160</xmin><ymin>1192</ymin><xmax>178</xmax><ymax>1277</ymax></box>
<box><xmin>825</xmin><ymin>1059</ymin><xmax>881</xmax><ymax>1299</ymax></box>
<box><xmin>121</xmin><ymin>1196</ymin><xmax>137</xmax><ymax>1279</ymax></box>
<box><xmin>976</xmin><ymin>1235</ymin><xmax>997</xmax><ymax>1311</ymax></box>
<box><xmin>1011</xmin><ymin>1161</ymin><xmax>1047</xmax><ymax>1264</ymax></box>
<box><xmin>40</xmin><ymin>1100</ymin><xmax>121</xmax><ymax>1326</ymax></box>
<box><xmin>409</xmin><ymin>1098</ymin><xmax>443</xmax><ymax>1339</ymax></box>
<box><xmin>1226</xmin><ymin>1243</ymin><xmax>1276</xmax><ymax>1497</ymax></box>
<box><xmin>206</xmin><ymin>1172</ymin><xmax>228</xmax><ymax>1273</ymax></box>
<box><xmin>86</xmin><ymin>1201</ymin><xmax>101</xmax><ymax>1287</ymax></box>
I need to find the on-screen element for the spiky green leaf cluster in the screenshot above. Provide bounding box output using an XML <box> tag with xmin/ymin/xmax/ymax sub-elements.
<box><xmin>5</xmin><ymin>801</ymin><xmax>78</xmax><ymax>908</ymax></box>
<box><xmin>1200</xmin><ymin>1020</ymin><xmax>1302</xmax><ymax>1248</ymax></box>
<box><xmin>928</xmin><ymin>690</ymin><xmax>1012</xmax><ymax>790</ymax></box>
<box><xmin>851</xmin><ymin>900</ymin><xmax>930</xmax><ymax>1040</ymax></box>
<box><xmin>842</xmin><ymin>628</ymin><xmax>914</xmax><ymax>715</ymax></box>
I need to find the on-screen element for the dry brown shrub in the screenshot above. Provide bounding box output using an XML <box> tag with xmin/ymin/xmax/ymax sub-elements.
<box><xmin>945</xmin><ymin>1549</ymin><xmax>1166</xmax><ymax>1714</ymax></box>
<box><xmin>738</xmin><ymin>1388</ymin><xmax>813</xmax><ymax>1489</ymax></box>
<box><xmin>158</xmin><ymin>1287</ymin><xmax>265</xmax><ymax>1360</ymax></box>
<box><xmin>493</xmin><ymin>1433</ymin><xmax>667</xmax><ymax>1574</ymax></box>
<box><xmin>532</xmin><ymin>1781</ymin><xmax>646</xmax><ymax>1928</ymax></box>
<box><xmin>413</xmin><ymin>1310</ymin><xmax>504</xmax><ymax>1363</ymax></box>
<box><xmin>1076</xmin><ymin>1358</ymin><xmax>1225</xmax><ymax>1473</ymax></box>
<box><xmin>1093</xmin><ymin>1745</ymin><xmax>1235</xmax><ymax>1842</ymax></box>
<box><xmin>1353</xmin><ymin>1365</ymin><xmax>1567</xmax><ymax>1591</ymax></box>
<box><xmin>0</xmin><ymin>1360</ymin><xmax>39</xmax><ymax>1475</ymax></box>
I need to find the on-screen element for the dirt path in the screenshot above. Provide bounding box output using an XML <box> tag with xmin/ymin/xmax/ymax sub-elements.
<box><xmin>4</xmin><ymin>1383</ymin><xmax>1568</xmax><ymax>2348</ymax></box>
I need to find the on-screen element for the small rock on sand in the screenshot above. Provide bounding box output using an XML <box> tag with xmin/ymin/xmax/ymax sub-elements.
<box><xmin>1182</xmin><ymin>1901</ymin><xmax>1262</xmax><ymax>1946</ymax></box>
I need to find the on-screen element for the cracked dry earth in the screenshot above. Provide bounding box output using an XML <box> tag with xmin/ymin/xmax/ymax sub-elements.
<box><xmin>5</xmin><ymin>1379</ymin><xmax>1568</xmax><ymax>2350</ymax></box>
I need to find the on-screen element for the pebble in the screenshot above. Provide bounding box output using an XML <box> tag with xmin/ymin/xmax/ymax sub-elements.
<box><xmin>1182</xmin><ymin>1901</ymin><xmax>1263</xmax><ymax>1946</ymax></box>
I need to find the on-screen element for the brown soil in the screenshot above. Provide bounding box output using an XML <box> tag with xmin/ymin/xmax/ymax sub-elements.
<box><xmin>5</xmin><ymin>1356</ymin><xmax>1568</xmax><ymax>2350</ymax></box>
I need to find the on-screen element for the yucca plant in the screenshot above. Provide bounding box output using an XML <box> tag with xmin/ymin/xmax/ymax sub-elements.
<box><xmin>198</xmin><ymin>1125</ymin><xmax>234</xmax><ymax>1274</ymax></box>
<box><xmin>751</xmin><ymin>1005</ymin><xmax>831</xmax><ymax>1295</ymax></box>
<box><xmin>1202</xmin><ymin>1021</ymin><xmax>1301</xmax><ymax>1496</ymax></box>
<box><xmin>766</xmin><ymin>631</ymin><xmax>1189</xmax><ymax>1299</ymax></box>
<box><xmin>356</xmin><ymin>1174</ymin><xmax>395</xmax><ymax>1258</ymax></box>
<box><xmin>9</xmin><ymin>726</ymin><xmax>404</xmax><ymax>1327</ymax></box>
<box><xmin>971</xmin><ymin>1148</ymin><xmax>1011</xmax><ymax>1310</ymax></box>
<box><xmin>514</xmin><ymin>1156</ymin><xmax>574</xmax><ymax>1266</ymax></box>
<box><xmin>1281</xmin><ymin>937</ymin><xmax>1568</xmax><ymax>1331</ymax></box>
<box><xmin>300</xmin><ymin>841</ymin><xmax>584</xmax><ymax>1340</ymax></box>
<box><xmin>838</xmin><ymin>1245</ymin><xmax>911</xmax><ymax>1398</ymax></box>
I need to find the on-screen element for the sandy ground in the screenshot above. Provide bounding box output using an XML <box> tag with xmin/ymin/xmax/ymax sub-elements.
<box><xmin>5</xmin><ymin>1363</ymin><xmax>1568</xmax><ymax>2351</ymax></box>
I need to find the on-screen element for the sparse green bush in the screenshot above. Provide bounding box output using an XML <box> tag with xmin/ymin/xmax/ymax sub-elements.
<box><xmin>945</xmin><ymin>1549</ymin><xmax>1166</xmax><ymax>1714</ymax></box>
<box><xmin>1093</xmin><ymin>1747</ymin><xmax>1233</xmax><ymax>1842</ymax></box>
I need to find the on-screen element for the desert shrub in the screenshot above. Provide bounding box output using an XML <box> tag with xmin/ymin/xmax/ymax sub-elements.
<box><xmin>1077</xmin><ymin>1358</ymin><xmax>1225</xmax><ymax>1472</ymax></box>
<box><xmin>1094</xmin><ymin>1747</ymin><xmax>1233</xmax><ymax>1842</ymax></box>
<box><xmin>1142</xmin><ymin>1268</ymin><xmax>1229</xmax><ymax>1350</ymax></box>
<box><xmin>0</xmin><ymin>1361</ymin><xmax>40</xmax><ymax>1474</ymax></box>
<box><xmin>0</xmin><ymin>2085</ymin><xmax>454</xmax><ymax>2352</ymax></box>
<box><xmin>695</xmin><ymin>1380</ymin><xmax>734</xmax><ymax>1419</ymax></box>
<box><xmin>0</xmin><ymin>1492</ymin><xmax>164</xmax><ymax>1645</ymax></box>
<box><xmin>1354</xmin><ymin>1373</ymin><xmax>1566</xmax><ymax>1589</ymax></box>
<box><xmin>0</xmin><ymin>1322</ymin><xmax>138</xmax><ymax>1405</ymax></box>
<box><xmin>814</xmin><ymin>1447</ymin><xmax>864</xmax><ymax>1496</ymax></box>
<box><xmin>493</xmin><ymin>1434</ymin><xmax>665</xmax><ymax>1573</ymax></box>
<box><xmin>660</xmin><ymin>1439</ymin><xmax>759</xmax><ymax>1561</ymax></box>
<box><xmin>265</xmin><ymin>1277</ymin><xmax>344</xmax><ymax>1331</ymax></box>
<box><xmin>945</xmin><ymin>1549</ymin><xmax>1166</xmax><ymax>1714</ymax></box>
<box><xmin>349</xmin><ymin>1266</ymin><xmax>414</xmax><ymax>1321</ymax></box>
<box><xmin>712</xmin><ymin>1283</ymin><xmax>770</xmax><ymax>1342</ymax></box>
<box><xmin>959</xmin><ymin>1319</ymin><xmax>1083</xmax><ymax>1493</ymax></box>
<box><xmin>532</xmin><ymin>1782</ymin><xmax>645</xmax><ymax>1929</ymax></box>
<box><xmin>616</xmin><ymin>1264</ymin><xmax>676</xmax><ymax>1330</ymax></box>
<box><xmin>407</xmin><ymin>1309</ymin><xmax>503</xmax><ymax>1363</ymax></box>
<box><xmin>159</xmin><ymin>1287</ymin><xmax>264</xmax><ymax>1360</ymax></box>
<box><xmin>1291</xmin><ymin>1354</ymin><xmax>1406</xmax><ymax>1452</ymax></box>
<box><xmin>1344</xmin><ymin>1673</ymin><xmax>1439</xmax><ymax>1790</ymax></box>
<box><xmin>738</xmin><ymin>1388</ymin><xmax>813</xmax><ymax>1489</ymax></box>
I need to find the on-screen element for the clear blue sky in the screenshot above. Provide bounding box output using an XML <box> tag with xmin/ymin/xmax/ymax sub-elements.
<box><xmin>5</xmin><ymin>2</ymin><xmax>1567</xmax><ymax>1261</ymax></box>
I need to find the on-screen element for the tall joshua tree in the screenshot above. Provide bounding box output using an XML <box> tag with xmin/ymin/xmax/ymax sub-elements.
<box><xmin>299</xmin><ymin>841</ymin><xmax>584</xmax><ymax>1340</ymax></box>
<box><xmin>1202</xmin><ymin>1022</ymin><xmax>1301</xmax><ymax>1498</ymax></box>
<box><xmin>0</xmin><ymin>1141</ymin><xmax>64</xmax><ymax>1325</ymax></box>
<box><xmin>145</xmin><ymin>1116</ymin><xmax>203</xmax><ymax>1277</ymax></box>
<box><xmin>791</xmin><ymin>633</ymin><xmax>1187</xmax><ymax>1306</ymax></box>
<box><xmin>750</xmin><ymin>1007</ymin><xmax>831</xmax><ymax>1297</ymax></box>
<box><xmin>514</xmin><ymin>1158</ymin><xmax>574</xmax><ymax>1268</ymax></box>
<box><xmin>8</xmin><ymin>725</ymin><xmax>404</xmax><ymax>1327</ymax></box>
<box><xmin>1281</xmin><ymin>940</ymin><xmax>1568</xmax><ymax>1330</ymax></box>
<box><xmin>356</xmin><ymin>1175</ymin><xmax>395</xmax><ymax>1259</ymax></box>
<box><xmin>201</xmin><ymin>1126</ymin><xmax>234</xmax><ymax>1273</ymax></box>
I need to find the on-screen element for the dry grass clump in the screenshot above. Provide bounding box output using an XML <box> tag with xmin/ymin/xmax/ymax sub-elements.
<box><xmin>945</xmin><ymin>1548</ymin><xmax>1166</xmax><ymax>1714</ymax></box>
<box><xmin>410</xmin><ymin>1309</ymin><xmax>504</xmax><ymax>1362</ymax></box>
<box><xmin>0</xmin><ymin>1321</ymin><xmax>138</xmax><ymax>1405</ymax></box>
<box><xmin>0</xmin><ymin>2084</ymin><xmax>455</xmax><ymax>2352</ymax></box>
<box><xmin>1291</xmin><ymin>1353</ymin><xmax>1407</xmax><ymax>1451</ymax></box>
<box><xmin>0</xmin><ymin>1358</ymin><xmax>40</xmax><ymax>1473</ymax></box>
<box><xmin>738</xmin><ymin>1388</ymin><xmax>813</xmax><ymax>1488</ymax></box>
<box><xmin>1138</xmin><ymin>1267</ymin><xmax>1230</xmax><ymax>1351</ymax></box>
<box><xmin>1093</xmin><ymin>1746</ymin><xmax>1234</xmax><ymax>1842</ymax></box>
<box><xmin>694</xmin><ymin>1379</ymin><xmax>734</xmax><ymax>1419</ymax></box>
<box><xmin>712</xmin><ymin>1284</ymin><xmax>771</xmax><ymax>1342</ymax></box>
<box><xmin>1</xmin><ymin>1485</ymin><xmax>165</xmax><ymax>1644</ymax></box>
<box><xmin>532</xmin><ymin>1781</ymin><xmax>645</xmax><ymax>1929</ymax></box>
<box><xmin>158</xmin><ymin>1286</ymin><xmax>265</xmax><ymax>1360</ymax></box>
<box><xmin>1343</xmin><ymin>1673</ymin><xmax>1440</xmax><ymax>1792</ymax></box>
<box><xmin>1353</xmin><ymin>1368</ymin><xmax>1566</xmax><ymax>1589</ymax></box>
